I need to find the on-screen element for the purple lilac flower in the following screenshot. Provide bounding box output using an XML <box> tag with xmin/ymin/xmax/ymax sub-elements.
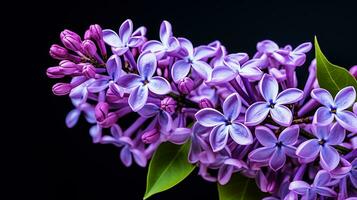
<box><xmin>245</xmin><ymin>74</ymin><xmax>304</xmax><ymax>126</ymax></box>
<box><xmin>102</xmin><ymin>19</ymin><xmax>146</xmax><ymax>55</ymax></box>
<box><xmin>65</xmin><ymin>103</ymin><xmax>96</xmax><ymax>128</ymax></box>
<box><xmin>195</xmin><ymin>93</ymin><xmax>253</xmax><ymax>152</ymax></box>
<box><xmin>289</xmin><ymin>170</ymin><xmax>337</xmax><ymax>199</ymax></box>
<box><xmin>311</xmin><ymin>86</ymin><xmax>357</xmax><ymax>132</ymax></box>
<box><xmin>138</xmin><ymin>103</ymin><xmax>173</xmax><ymax>131</ymax></box>
<box><xmin>296</xmin><ymin>123</ymin><xmax>345</xmax><ymax>171</ymax></box>
<box><xmin>141</xmin><ymin>20</ymin><xmax>180</xmax><ymax>59</ymax></box>
<box><xmin>100</xmin><ymin>124</ymin><xmax>147</xmax><ymax>167</ymax></box>
<box><xmin>171</xmin><ymin>38</ymin><xmax>216</xmax><ymax>82</ymax></box>
<box><xmin>275</xmin><ymin>42</ymin><xmax>312</xmax><ymax>67</ymax></box>
<box><xmin>347</xmin><ymin>158</ymin><xmax>357</xmax><ymax>188</ymax></box>
<box><xmin>117</xmin><ymin>51</ymin><xmax>171</xmax><ymax>111</ymax></box>
<box><xmin>248</xmin><ymin>125</ymin><xmax>299</xmax><ymax>171</ymax></box>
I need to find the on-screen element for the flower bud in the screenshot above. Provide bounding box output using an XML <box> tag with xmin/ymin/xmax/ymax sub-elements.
<box><xmin>46</xmin><ymin>67</ymin><xmax>64</xmax><ymax>78</ymax></box>
<box><xmin>61</xmin><ymin>34</ymin><xmax>82</xmax><ymax>51</ymax></box>
<box><xmin>52</xmin><ymin>83</ymin><xmax>72</xmax><ymax>96</ymax></box>
<box><xmin>95</xmin><ymin>102</ymin><xmax>109</xmax><ymax>122</ymax></box>
<box><xmin>60</xmin><ymin>29</ymin><xmax>81</xmax><ymax>42</ymax></box>
<box><xmin>106</xmin><ymin>86</ymin><xmax>122</xmax><ymax>103</ymax></box>
<box><xmin>141</xmin><ymin>129</ymin><xmax>160</xmax><ymax>144</ymax></box>
<box><xmin>160</xmin><ymin>97</ymin><xmax>176</xmax><ymax>113</ymax></box>
<box><xmin>177</xmin><ymin>77</ymin><xmax>194</xmax><ymax>94</ymax></box>
<box><xmin>199</xmin><ymin>98</ymin><xmax>214</xmax><ymax>108</ymax></box>
<box><xmin>349</xmin><ymin>65</ymin><xmax>357</xmax><ymax>78</ymax></box>
<box><xmin>99</xmin><ymin>112</ymin><xmax>118</xmax><ymax>128</ymax></box>
<box><xmin>82</xmin><ymin>64</ymin><xmax>96</xmax><ymax>78</ymax></box>
<box><xmin>85</xmin><ymin>24</ymin><xmax>103</xmax><ymax>41</ymax></box>
<box><xmin>49</xmin><ymin>44</ymin><xmax>69</xmax><ymax>60</ymax></box>
<box><xmin>82</xmin><ymin>40</ymin><xmax>97</xmax><ymax>57</ymax></box>
<box><xmin>59</xmin><ymin>60</ymin><xmax>79</xmax><ymax>75</ymax></box>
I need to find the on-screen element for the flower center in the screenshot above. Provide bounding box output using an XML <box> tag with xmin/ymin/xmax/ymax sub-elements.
<box><xmin>225</xmin><ymin>120</ymin><xmax>232</xmax><ymax>126</ymax></box>
<box><xmin>330</xmin><ymin>107</ymin><xmax>337</xmax><ymax>114</ymax></box>
<box><xmin>276</xmin><ymin>141</ymin><xmax>283</xmax><ymax>148</ymax></box>
<box><xmin>143</xmin><ymin>79</ymin><xmax>149</xmax><ymax>85</ymax></box>
<box><xmin>318</xmin><ymin>139</ymin><xmax>326</xmax><ymax>146</ymax></box>
<box><xmin>269</xmin><ymin>100</ymin><xmax>275</xmax><ymax>108</ymax></box>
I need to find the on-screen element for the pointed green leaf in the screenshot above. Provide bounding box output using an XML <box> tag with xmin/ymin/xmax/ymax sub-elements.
<box><xmin>315</xmin><ymin>36</ymin><xmax>357</xmax><ymax>96</ymax></box>
<box><xmin>218</xmin><ymin>173</ymin><xmax>264</xmax><ymax>200</ymax></box>
<box><xmin>143</xmin><ymin>141</ymin><xmax>195</xmax><ymax>199</ymax></box>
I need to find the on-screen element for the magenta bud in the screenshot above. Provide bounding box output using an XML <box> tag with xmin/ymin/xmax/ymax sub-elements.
<box><xmin>160</xmin><ymin>97</ymin><xmax>177</xmax><ymax>113</ymax></box>
<box><xmin>82</xmin><ymin>40</ymin><xmax>97</xmax><ymax>57</ymax></box>
<box><xmin>95</xmin><ymin>102</ymin><xmax>109</xmax><ymax>122</ymax></box>
<box><xmin>85</xmin><ymin>24</ymin><xmax>103</xmax><ymax>41</ymax></box>
<box><xmin>199</xmin><ymin>98</ymin><xmax>214</xmax><ymax>108</ymax></box>
<box><xmin>60</xmin><ymin>29</ymin><xmax>81</xmax><ymax>42</ymax></box>
<box><xmin>82</xmin><ymin>64</ymin><xmax>96</xmax><ymax>78</ymax></box>
<box><xmin>52</xmin><ymin>83</ymin><xmax>72</xmax><ymax>96</ymax></box>
<box><xmin>61</xmin><ymin>35</ymin><xmax>82</xmax><ymax>52</ymax></box>
<box><xmin>59</xmin><ymin>60</ymin><xmax>79</xmax><ymax>75</ymax></box>
<box><xmin>349</xmin><ymin>65</ymin><xmax>357</xmax><ymax>78</ymax></box>
<box><xmin>141</xmin><ymin>129</ymin><xmax>160</xmax><ymax>144</ymax></box>
<box><xmin>49</xmin><ymin>44</ymin><xmax>69</xmax><ymax>60</ymax></box>
<box><xmin>177</xmin><ymin>77</ymin><xmax>194</xmax><ymax>94</ymax></box>
<box><xmin>99</xmin><ymin>112</ymin><xmax>118</xmax><ymax>128</ymax></box>
<box><xmin>46</xmin><ymin>67</ymin><xmax>64</xmax><ymax>78</ymax></box>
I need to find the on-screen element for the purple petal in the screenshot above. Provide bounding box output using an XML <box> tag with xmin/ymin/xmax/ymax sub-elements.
<box><xmin>313</xmin><ymin>170</ymin><xmax>331</xmax><ymax>187</ymax></box>
<box><xmin>278</xmin><ymin>125</ymin><xmax>299</xmax><ymax>145</ymax></box>
<box><xmin>120</xmin><ymin>146</ymin><xmax>132</xmax><ymax>167</ymax></box>
<box><xmin>171</xmin><ymin>60</ymin><xmax>191</xmax><ymax>82</ymax></box>
<box><xmin>169</xmin><ymin>128</ymin><xmax>191</xmax><ymax>144</ymax></box>
<box><xmin>255</xmin><ymin>126</ymin><xmax>277</xmax><ymax>147</ymax></box>
<box><xmin>147</xmin><ymin>76</ymin><xmax>171</xmax><ymax>95</ymax></box>
<box><xmin>218</xmin><ymin>165</ymin><xmax>234</xmax><ymax>185</ymax></box>
<box><xmin>119</xmin><ymin>19</ymin><xmax>133</xmax><ymax>44</ymax></box>
<box><xmin>296</xmin><ymin>139</ymin><xmax>320</xmax><ymax>158</ymax></box>
<box><xmin>65</xmin><ymin>109</ymin><xmax>80</xmax><ymax>128</ymax></box>
<box><xmin>229</xmin><ymin>123</ymin><xmax>253</xmax><ymax>145</ymax></box>
<box><xmin>90</xmin><ymin>125</ymin><xmax>102</xmax><ymax>144</ymax></box>
<box><xmin>226</xmin><ymin>53</ymin><xmax>249</xmax><ymax>65</ymax></box>
<box><xmin>137</xmin><ymin>51</ymin><xmax>157</xmax><ymax>79</ymax></box>
<box><xmin>166</xmin><ymin>37</ymin><xmax>180</xmax><ymax>53</ymax></box>
<box><xmin>335</xmin><ymin>110</ymin><xmax>357</xmax><ymax>132</ymax></box>
<box><xmin>327</xmin><ymin>123</ymin><xmax>345</xmax><ymax>145</ymax></box>
<box><xmin>269</xmin><ymin>148</ymin><xmax>286</xmax><ymax>171</ymax></box>
<box><xmin>210</xmin><ymin>65</ymin><xmax>236</xmax><ymax>83</ymax></box>
<box><xmin>195</xmin><ymin>108</ymin><xmax>225</xmax><ymax>127</ymax></box>
<box><xmin>112</xmin><ymin>47</ymin><xmax>128</xmax><ymax>55</ymax></box>
<box><xmin>178</xmin><ymin>37</ymin><xmax>194</xmax><ymax>56</ymax></box>
<box><xmin>158</xmin><ymin>111</ymin><xmax>173</xmax><ymax>132</ymax></box>
<box><xmin>311</xmin><ymin>88</ymin><xmax>335</xmax><ymax>108</ymax></box>
<box><xmin>259</xmin><ymin>74</ymin><xmax>279</xmax><ymax>102</ymax></box>
<box><xmin>128</xmin><ymin>36</ymin><xmax>145</xmax><ymax>47</ymax></box>
<box><xmin>116</xmin><ymin>74</ymin><xmax>143</xmax><ymax>89</ymax></box>
<box><xmin>138</xmin><ymin>103</ymin><xmax>160</xmax><ymax>118</ymax></box>
<box><xmin>131</xmin><ymin>148</ymin><xmax>147</xmax><ymax>167</ymax></box>
<box><xmin>191</xmin><ymin>60</ymin><xmax>212</xmax><ymax>80</ymax></box>
<box><xmin>102</xmin><ymin>29</ymin><xmax>121</xmax><ymax>47</ymax></box>
<box><xmin>270</xmin><ymin>105</ymin><xmax>292</xmax><ymax>126</ymax></box>
<box><xmin>275</xmin><ymin>88</ymin><xmax>304</xmax><ymax>105</ymax></box>
<box><xmin>128</xmin><ymin>85</ymin><xmax>148</xmax><ymax>111</ymax></box>
<box><xmin>209</xmin><ymin>124</ymin><xmax>229</xmax><ymax>152</ymax></box>
<box><xmin>87</xmin><ymin>78</ymin><xmax>109</xmax><ymax>93</ymax></box>
<box><xmin>303</xmin><ymin>190</ymin><xmax>317</xmax><ymax>200</ymax></box>
<box><xmin>223</xmin><ymin>93</ymin><xmax>241</xmax><ymax>121</ymax></box>
<box><xmin>245</xmin><ymin>102</ymin><xmax>270</xmax><ymax>126</ymax></box>
<box><xmin>248</xmin><ymin>147</ymin><xmax>275</xmax><ymax>162</ymax></box>
<box><xmin>106</xmin><ymin>55</ymin><xmax>122</xmax><ymax>81</ymax></box>
<box><xmin>110</xmin><ymin>124</ymin><xmax>123</xmax><ymax>138</ymax></box>
<box><xmin>194</xmin><ymin>46</ymin><xmax>216</xmax><ymax>60</ymax></box>
<box><xmin>239</xmin><ymin>62</ymin><xmax>263</xmax><ymax>80</ymax></box>
<box><xmin>142</xmin><ymin>40</ymin><xmax>165</xmax><ymax>53</ymax></box>
<box><xmin>257</xmin><ymin>40</ymin><xmax>279</xmax><ymax>53</ymax></box>
<box><xmin>293</xmin><ymin>42</ymin><xmax>312</xmax><ymax>54</ymax></box>
<box><xmin>320</xmin><ymin>145</ymin><xmax>340</xmax><ymax>171</ymax></box>
<box><xmin>224</xmin><ymin>159</ymin><xmax>247</xmax><ymax>168</ymax></box>
<box><xmin>314</xmin><ymin>187</ymin><xmax>337</xmax><ymax>197</ymax></box>
<box><xmin>289</xmin><ymin>181</ymin><xmax>310</xmax><ymax>195</ymax></box>
<box><xmin>335</xmin><ymin>86</ymin><xmax>356</xmax><ymax>111</ymax></box>
<box><xmin>160</xmin><ymin>20</ymin><xmax>172</xmax><ymax>45</ymax></box>
<box><xmin>313</xmin><ymin>107</ymin><xmax>334</xmax><ymax>126</ymax></box>
<box><xmin>282</xmin><ymin>145</ymin><xmax>297</xmax><ymax>158</ymax></box>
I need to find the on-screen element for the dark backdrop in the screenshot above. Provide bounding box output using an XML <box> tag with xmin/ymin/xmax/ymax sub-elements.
<box><xmin>8</xmin><ymin>0</ymin><xmax>357</xmax><ymax>199</ymax></box>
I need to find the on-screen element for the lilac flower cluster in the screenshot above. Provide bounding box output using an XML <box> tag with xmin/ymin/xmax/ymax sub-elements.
<box><xmin>46</xmin><ymin>19</ymin><xmax>357</xmax><ymax>199</ymax></box>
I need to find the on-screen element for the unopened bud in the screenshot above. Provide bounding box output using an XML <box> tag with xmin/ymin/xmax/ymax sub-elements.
<box><xmin>59</xmin><ymin>60</ymin><xmax>79</xmax><ymax>75</ymax></box>
<box><xmin>349</xmin><ymin>65</ymin><xmax>357</xmax><ymax>78</ymax></box>
<box><xmin>82</xmin><ymin>64</ymin><xmax>96</xmax><ymax>78</ymax></box>
<box><xmin>60</xmin><ymin>29</ymin><xmax>81</xmax><ymax>42</ymax></box>
<box><xmin>82</xmin><ymin>40</ymin><xmax>97</xmax><ymax>57</ymax></box>
<box><xmin>52</xmin><ymin>83</ymin><xmax>72</xmax><ymax>96</ymax></box>
<box><xmin>61</xmin><ymin>30</ymin><xmax>82</xmax><ymax>52</ymax></box>
<box><xmin>95</xmin><ymin>102</ymin><xmax>109</xmax><ymax>122</ymax></box>
<box><xmin>141</xmin><ymin>129</ymin><xmax>160</xmax><ymax>144</ymax></box>
<box><xmin>99</xmin><ymin>112</ymin><xmax>118</xmax><ymax>128</ymax></box>
<box><xmin>199</xmin><ymin>98</ymin><xmax>214</xmax><ymax>108</ymax></box>
<box><xmin>46</xmin><ymin>67</ymin><xmax>64</xmax><ymax>78</ymax></box>
<box><xmin>85</xmin><ymin>24</ymin><xmax>103</xmax><ymax>41</ymax></box>
<box><xmin>177</xmin><ymin>77</ymin><xmax>194</xmax><ymax>94</ymax></box>
<box><xmin>49</xmin><ymin>44</ymin><xmax>68</xmax><ymax>60</ymax></box>
<box><xmin>160</xmin><ymin>97</ymin><xmax>176</xmax><ymax>113</ymax></box>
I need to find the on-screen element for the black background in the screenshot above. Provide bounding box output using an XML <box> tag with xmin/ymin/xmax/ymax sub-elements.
<box><xmin>7</xmin><ymin>0</ymin><xmax>357</xmax><ymax>199</ymax></box>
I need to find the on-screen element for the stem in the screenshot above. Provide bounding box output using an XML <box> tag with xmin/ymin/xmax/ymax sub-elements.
<box><xmin>292</xmin><ymin>117</ymin><xmax>312</xmax><ymax>124</ymax></box>
<box><xmin>241</xmin><ymin>77</ymin><xmax>256</xmax><ymax>102</ymax></box>
<box><xmin>229</xmin><ymin>79</ymin><xmax>252</xmax><ymax>104</ymax></box>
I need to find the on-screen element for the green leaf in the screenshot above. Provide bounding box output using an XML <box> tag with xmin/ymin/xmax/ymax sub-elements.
<box><xmin>217</xmin><ymin>173</ymin><xmax>265</xmax><ymax>200</ymax></box>
<box><xmin>315</xmin><ymin>36</ymin><xmax>357</xmax><ymax>96</ymax></box>
<box><xmin>143</xmin><ymin>141</ymin><xmax>195</xmax><ymax>199</ymax></box>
